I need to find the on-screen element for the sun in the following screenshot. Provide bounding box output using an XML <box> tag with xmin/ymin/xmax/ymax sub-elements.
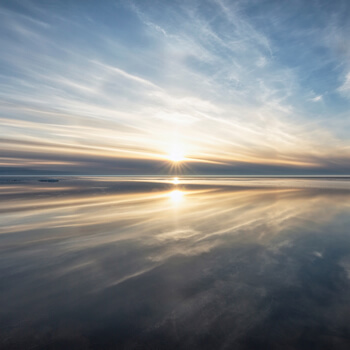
<box><xmin>161</xmin><ymin>143</ymin><xmax>190</xmax><ymax>175</ymax></box>
<box><xmin>168</xmin><ymin>146</ymin><xmax>185</xmax><ymax>163</ymax></box>
<box><xmin>168</xmin><ymin>151</ymin><xmax>184</xmax><ymax>162</ymax></box>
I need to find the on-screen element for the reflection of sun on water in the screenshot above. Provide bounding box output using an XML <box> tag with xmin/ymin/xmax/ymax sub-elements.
<box><xmin>172</xmin><ymin>177</ymin><xmax>179</xmax><ymax>185</ymax></box>
<box><xmin>169</xmin><ymin>190</ymin><xmax>183</xmax><ymax>203</ymax></box>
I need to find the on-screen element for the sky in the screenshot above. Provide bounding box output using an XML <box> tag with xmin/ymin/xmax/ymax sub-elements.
<box><xmin>1</xmin><ymin>0</ymin><xmax>350</xmax><ymax>175</ymax></box>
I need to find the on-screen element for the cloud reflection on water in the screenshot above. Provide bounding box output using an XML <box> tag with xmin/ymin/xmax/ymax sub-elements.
<box><xmin>1</xmin><ymin>177</ymin><xmax>350</xmax><ymax>349</ymax></box>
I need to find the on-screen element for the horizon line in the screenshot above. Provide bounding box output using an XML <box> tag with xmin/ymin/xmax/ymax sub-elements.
<box><xmin>1</xmin><ymin>174</ymin><xmax>350</xmax><ymax>178</ymax></box>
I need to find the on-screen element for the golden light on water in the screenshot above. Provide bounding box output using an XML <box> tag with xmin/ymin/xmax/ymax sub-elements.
<box><xmin>169</xmin><ymin>189</ymin><xmax>183</xmax><ymax>203</ymax></box>
<box><xmin>172</xmin><ymin>177</ymin><xmax>179</xmax><ymax>185</ymax></box>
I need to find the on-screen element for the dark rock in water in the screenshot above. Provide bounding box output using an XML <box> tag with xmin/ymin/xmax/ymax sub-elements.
<box><xmin>38</xmin><ymin>179</ymin><xmax>59</xmax><ymax>182</ymax></box>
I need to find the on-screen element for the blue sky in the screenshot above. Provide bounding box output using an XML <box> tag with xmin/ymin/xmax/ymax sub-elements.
<box><xmin>1</xmin><ymin>0</ymin><xmax>350</xmax><ymax>175</ymax></box>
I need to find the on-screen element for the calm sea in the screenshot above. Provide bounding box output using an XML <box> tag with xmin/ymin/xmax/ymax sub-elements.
<box><xmin>1</xmin><ymin>176</ymin><xmax>350</xmax><ymax>349</ymax></box>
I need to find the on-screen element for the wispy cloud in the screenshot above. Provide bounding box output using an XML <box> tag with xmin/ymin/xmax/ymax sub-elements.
<box><xmin>310</xmin><ymin>95</ymin><xmax>323</xmax><ymax>102</ymax></box>
<box><xmin>338</xmin><ymin>72</ymin><xmax>350</xmax><ymax>97</ymax></box>
<box><xmin>0</xmin><ymin>0</ymin><xmax>350</xmax><ymax>174</ymax></box>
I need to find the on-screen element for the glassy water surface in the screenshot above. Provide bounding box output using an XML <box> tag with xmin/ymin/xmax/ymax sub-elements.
<box><xmin>1</xmin><ymin>176</ymin><xmax>350</xmax><ymax>349</ymax></box>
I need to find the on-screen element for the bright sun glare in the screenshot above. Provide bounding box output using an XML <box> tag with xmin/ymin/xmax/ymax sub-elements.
<box><xmin>168</xmin><ymin>146</ymin><xmax>185</xmax><ymax>162</ymax></box>
<box><xmin>168</xmin><ymin>151</ymin><xmax>184</xmax><ymax>162</ymax></box>
<box><xmin>169</xmin><ymin>190</ymin><xmax>183</xmax><ymax>203</ymax></box>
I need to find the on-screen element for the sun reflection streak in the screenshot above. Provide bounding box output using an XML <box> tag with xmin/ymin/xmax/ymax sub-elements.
<box><xmin>169</xmin><ymin>190</ymin><xmax>184</xmax><ymax>203</ymax></box>
<box><xmin>172</xmin><ymin>177</ymin><xmax>180</xmax><ymax>185</ymax></box>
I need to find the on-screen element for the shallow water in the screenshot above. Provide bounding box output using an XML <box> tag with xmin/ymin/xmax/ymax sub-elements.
<box><xmin>1</xmin><ymin>177</ymin><xmax>350</xmax><ymax>349</ymax></box>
